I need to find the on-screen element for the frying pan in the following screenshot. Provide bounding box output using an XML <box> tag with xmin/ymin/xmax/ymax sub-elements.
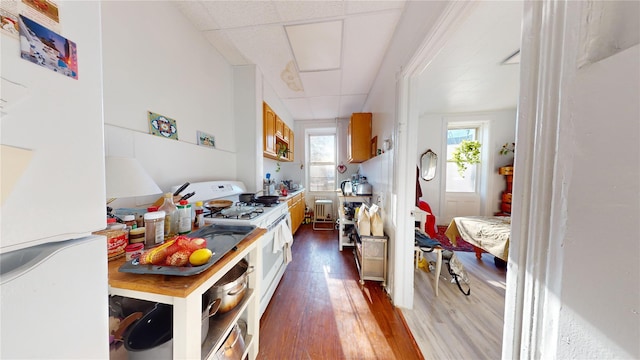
<box><xmin>204</xmin><ymin>199</ymin><xmax>233</xmax><ymax>211</ymax></box>
<box><xmin>254</xmin><ymin>196</ymin><xmax>280</xmax><ymax>205</ymax></box>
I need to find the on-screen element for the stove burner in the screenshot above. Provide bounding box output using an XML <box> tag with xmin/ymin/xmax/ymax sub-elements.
<box><xmin>205</xmin><ymin>206</ymin><xmax>264</xmax><ymax>220</ymax></box>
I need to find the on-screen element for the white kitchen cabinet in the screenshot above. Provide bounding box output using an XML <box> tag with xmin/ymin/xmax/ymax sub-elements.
<box><xmin>108</xmin><ymin>229</ymin><xmax>264</xmax><ymax>359</ymax></box>
<box><xmin>337</xmin><ymin>195</ymin><xmax>371</xmax><ymax>251</ymax></box>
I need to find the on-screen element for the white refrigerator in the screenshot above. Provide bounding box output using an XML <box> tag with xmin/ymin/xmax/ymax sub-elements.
<box><xmin>1</xmin><ymin>2</ymin><xmax>109</xmax><ymax>358</ymax></box>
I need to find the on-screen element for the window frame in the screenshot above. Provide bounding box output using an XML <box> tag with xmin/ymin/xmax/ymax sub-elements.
<box><xmin>306</xmin><ymin>129</ymin><xmax>337</xmax><ymax>193</ymax></box>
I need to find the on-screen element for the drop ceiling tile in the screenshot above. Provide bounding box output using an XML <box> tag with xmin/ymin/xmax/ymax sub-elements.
<box><xmin>274</xmin><ymin>1</ymin><xmax>344</xmax><ymax>23</ymax></box>
<box><xmin>339</xmin><ymin>94</ymin><xmax>368</xmax><ymax>117</ymax></box>
<box><xmin>172</xmin><ymin>1</ymin><xmax>219</xmax><ymax>31</ymax></box>
<box><xmin>201</xmin><ymin>1</ymin><xmax>281</xmax><ymax>29</ymax></box>
<box><xmin>345</xmin><ymin>0</ymin><xmax>406</xmax><ymax>14</ymax></box>
<box><xmin>203</xmin><ymin>30</ymin><xmax>250</xmax><ymax>65</ymax></box>
<box><xmin>282</xmin><ymin>98</ymin><xmax>314</xmax><ymax>120</ymax></box>
<box><xmin>341</xmin><ymin>11</ymin><xmax>401</xmax><ymax>94</ymax></box>
<box><xmin>299</xmin><ymin>70</ymin><xmax>341</xmax><ymax>97</ymax></box>
<box><xmin>309</xmin><ymin>96</ymin><xmax>340</xmax><ymax>120</ymax></box>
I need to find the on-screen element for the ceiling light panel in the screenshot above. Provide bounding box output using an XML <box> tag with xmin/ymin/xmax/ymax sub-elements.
<box><xmin>285</xmin><ymin>20</ymin><xmax>343</xmax><ymax>72</ymax></box>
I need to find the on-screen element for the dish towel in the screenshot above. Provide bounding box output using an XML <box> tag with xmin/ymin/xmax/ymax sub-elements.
<box><xmin>273</xmin><ymin>214</ymin><xmax>294</xmax><ymax>264</ymax></box>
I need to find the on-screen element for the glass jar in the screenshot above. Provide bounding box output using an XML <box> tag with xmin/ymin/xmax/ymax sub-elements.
<box><xmin>143</xmin><ymin>210</ymin><xmax>165</xmax><ymax>249</ymax></box>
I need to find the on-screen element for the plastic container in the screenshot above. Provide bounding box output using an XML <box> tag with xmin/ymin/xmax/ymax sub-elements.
<box><xmin>158</xmin><ymin>193</ymin><xmax>178</xmax><ymax>239</ymax></box>
<box><xmin>177</xmin><ymin>200</ymin><xmax>191</xmax><ymax>234</ymax></box>
<box><xmin>193</xmin><ymin>201</ymin><xmax>204</xmax><ymax>230</ymax></box>
<box><xmin>125</xmin><ymin>243</ymin><xmax>144</xmax><ymax>261</ymax></box>
<box><xmin>144</xmin><ymin>210</ymin><xmax>166</xmax><ymax>249</ymax></box>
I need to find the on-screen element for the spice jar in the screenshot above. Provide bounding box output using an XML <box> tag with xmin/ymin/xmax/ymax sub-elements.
<box><xmin>122</xmin><ymin>214</ymin><xmax>137</xmax><ymax>230</ymax></box>
<box><xmin>143</xmin><ymin>210</ymin><xmax>165</xmax><ymax>249</ymax></box>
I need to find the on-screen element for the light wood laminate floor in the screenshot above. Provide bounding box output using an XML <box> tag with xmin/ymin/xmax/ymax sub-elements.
<box><xmin>401</xmin><ymin>250</ymin><xmax>507</xmax><ymax>359</ymax></box>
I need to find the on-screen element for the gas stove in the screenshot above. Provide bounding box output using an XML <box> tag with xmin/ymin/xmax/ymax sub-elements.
<box><xmin>170</xmin><ymin>180</ymin><xmax>289</xmax><ymax>229</ymax></box>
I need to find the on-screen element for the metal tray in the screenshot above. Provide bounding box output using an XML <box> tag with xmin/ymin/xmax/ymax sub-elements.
<box><xmin>118</xmin><ymin>224</ymin><xmax>256</xmax><ymax>276</ymax></box>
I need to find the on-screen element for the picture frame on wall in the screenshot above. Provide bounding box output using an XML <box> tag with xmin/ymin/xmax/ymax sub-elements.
<box><xmin>148</xmin><ymin>111</ymin><xmax>178</xmax><ymax>140</ymax></box>
<box><xmin>197</xmin><ymin>131</ymin><xmax>215</xmax><ymax>148</ymax></box>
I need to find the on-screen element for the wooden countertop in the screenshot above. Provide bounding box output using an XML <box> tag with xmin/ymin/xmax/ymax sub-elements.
<box><xmin>108</xmin><ymin>227</ymin><xmax>265</xmax><ymax>298</ymax></box>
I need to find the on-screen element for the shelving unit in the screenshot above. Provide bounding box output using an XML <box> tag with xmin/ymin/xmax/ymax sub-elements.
<box><xmin>108</xmin><ymin>228</ymin><xmax>265</xmax><ymax>359</ymax></box>
<box><xmin>353</xmin><ymin>228</ymin><xmax>388</xmax><ymax>286</ymax></box>
<box><xmin>337</xmin><ymin>195</ymin><xmax>371</xmax><ymax>251</ymax></box>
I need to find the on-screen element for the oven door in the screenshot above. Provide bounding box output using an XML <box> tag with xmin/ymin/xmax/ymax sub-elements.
<box><xmin>259</xmin><ymin>213</ymin><xmax>290</xmax><ymax>317</ymax></box>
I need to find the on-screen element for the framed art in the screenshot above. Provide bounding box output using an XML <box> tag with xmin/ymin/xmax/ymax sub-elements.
<box><xmin>197</xmin><ymin>131</ymin><xmax>215</xmax><ymax>148</ymax></box>
<box><xmin>148</xmin><ymin>111</ymin><xmax>178</xmax><ymax>140</ymax></box>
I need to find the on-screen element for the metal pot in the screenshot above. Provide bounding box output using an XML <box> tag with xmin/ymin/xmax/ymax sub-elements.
<box><xmin>238</xmin><ymin>193</ymin><xmax>255</xmax><ymax>204</ymax></box>
<box><xmin>212</xmin><ymin>323</ymin><xmax>246</xmax><ymax>360</ymax></box>
<box><xmin>208</xmin><ymin>259</ymin><xmax>253</xmax><ymax>314</ymax></box>
<box><xmin>354</xmin><ymin>182</ymin><xmax>372</xmax><ymax>196</ymax></box>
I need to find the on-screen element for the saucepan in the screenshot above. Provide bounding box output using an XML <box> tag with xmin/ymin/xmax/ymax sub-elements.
<box><xmin>238</xmin><ymin>193</ymin><xmax>255</xmax><ymax>204</ymax></box>
<box><xmin>208</xmin><ymin>258</ymin><xmax>253</xmax><ymax>314</ymax></box>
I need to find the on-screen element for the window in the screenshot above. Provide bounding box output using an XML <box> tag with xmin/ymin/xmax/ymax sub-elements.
<box><xmin>446</xmin><ymin>127</ymin><xmax>479</xmax><ymax>192</ymax></box>
<box><xmin>308</xmin><ymin>133</ymin><xmax>336</xmax><ymax>191</ymax></box>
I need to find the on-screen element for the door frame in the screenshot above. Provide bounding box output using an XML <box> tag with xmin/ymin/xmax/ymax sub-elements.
<box><xmin>396</xmin><ymin>0</ymin><xmax>569</xmax><ymax>357</ymax></box>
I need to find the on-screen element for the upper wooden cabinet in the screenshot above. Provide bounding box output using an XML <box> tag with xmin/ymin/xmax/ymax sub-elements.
<box><xmin>348</xmin><ymin>113</ymin><xmax>372</xmax><ymax>163</ymax></box>
<box><xmin>263</xmin><ymin>102</ymin><xmax>294</xmax><ymax>162</ymax></box>
<box><xmin>263</xmin><ymin>102</ymin><xmax>277</xmax><ymax>157</ymax></box>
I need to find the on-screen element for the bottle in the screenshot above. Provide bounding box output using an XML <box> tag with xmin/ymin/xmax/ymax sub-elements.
<box><xmin>193</xmin><ymin>201</ymin><xmax>204</xmax><ymax>230</ymax></box>
<box><xmin>122</xmin><ymin>214</ymin><xmax>137</xmax><ymax>230</ymax></box>
<box><xmin>177</xmin><ymin>200</ymin><xmax>192</xmax><ymax>234</ymax></box>
<box><xmin>158</xmin><ymin>193</ymin><xmax>178</xmax><ymax>239</ymax></box>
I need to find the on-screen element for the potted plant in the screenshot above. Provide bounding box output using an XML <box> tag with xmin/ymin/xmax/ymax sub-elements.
<box><xmin>500</xmin><ymin>142</ymin><xmax>515</xmax><ymax>155</ymax></box>
<box><xmin>451</xmin><ymin>140</ymin><xmax>481</xmax><ymax>176</ymax></box>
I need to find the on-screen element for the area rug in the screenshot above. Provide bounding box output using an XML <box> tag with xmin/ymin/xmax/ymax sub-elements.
<box><xmin>434</xmin><ymin>225</ymin><xmax>475</xmax><ymax>252</ymax></box>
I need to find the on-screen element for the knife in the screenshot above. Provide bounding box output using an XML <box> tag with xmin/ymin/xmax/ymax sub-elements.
<box><xmin>180</xmin><ymin>191</ymin><xmax>196</xmax><ymax>201</ymax></box>
<box><xmin>173</xmin><ymin>182</ymin><xmax>190</xmax><ymax>196</ymax></box>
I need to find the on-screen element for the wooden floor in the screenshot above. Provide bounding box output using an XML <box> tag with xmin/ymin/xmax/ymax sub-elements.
<box><xmin>258</xmin><ymin>224</ymin><xmax>422</xmax><ymax>360</ymax></box>
<box><xmin>401</xmin><ymin>250</ymin><xmax>507</xmax><ymax>359</ymax></box>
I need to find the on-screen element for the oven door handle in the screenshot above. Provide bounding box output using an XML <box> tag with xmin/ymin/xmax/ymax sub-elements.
<box><xmin>267</xmin><ymin>213</ymin><xmax>288</xmax><ymax>232</ymax></box>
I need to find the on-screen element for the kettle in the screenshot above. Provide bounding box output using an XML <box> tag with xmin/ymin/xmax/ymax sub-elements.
<box><xmin>340</xmin><ymin>180</ymin><xmax>353</xmax><ymax>196</ymax></box>
<box><xmin>354</xmin><ymin>177</ymin><xmax>372</xmax><ymax>196</ymax></box>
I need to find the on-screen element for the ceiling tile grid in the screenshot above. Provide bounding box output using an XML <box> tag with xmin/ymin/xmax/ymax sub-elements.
<box><xmin>174</xmin><ymin>0</ymin><xmax>408</xmax><ymax>120</ymax></box>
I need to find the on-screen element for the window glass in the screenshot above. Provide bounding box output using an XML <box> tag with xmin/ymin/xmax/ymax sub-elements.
<box><xmin>308</xmin><ymin>134</ymin><xmax>336</xmax><ymax>191</ymax></box>
<box><xmin>446</xmin><ymin>128</ymin><xmax>477</xmax><ymax>192</ymax></box>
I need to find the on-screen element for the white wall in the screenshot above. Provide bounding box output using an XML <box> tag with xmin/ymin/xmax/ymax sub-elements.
<box><xmin>554</xmin><ymin>43</ymin><xmax>639</xmax><ymax>359</ymax></box>
<box><xmin>418</xmin><ymin>109</ymin><xmax>516</xmax><ymax>224</ymax></box>
<box><xmin>360</xmin><ymin>0</ymin><xmax>450</xmax><ymax>303</ymax></box>
<box><xmin>101</xmin><ymin>1</ymin><xmax>237</xmax><ymax>207</ymax></box>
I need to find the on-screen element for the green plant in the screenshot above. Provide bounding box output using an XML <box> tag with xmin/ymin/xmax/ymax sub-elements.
<box><xmin>451</xmin><ymin>140</ymin><xmax>481</xmax><ymax>176</ymax></box>
<box><xmin>277</xmin><ymin>143</ymin><xmax>289</xmax><ymax>158</ymax></box>
<box><xmin>500</xmin><ymin>142</ymin><xmax>515</xmax><ymax>155</ymax></box>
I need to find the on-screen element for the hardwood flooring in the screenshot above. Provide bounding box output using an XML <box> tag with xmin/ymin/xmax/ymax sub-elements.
<box><xmin>258</xmin><ymin>224</ymin><xmax>422</xmax><ymax>360</ymax></box>
<box><xmin>401</xmin><ymin>251</ymin><xmax>507</xmax><ymax>359</ymax></box>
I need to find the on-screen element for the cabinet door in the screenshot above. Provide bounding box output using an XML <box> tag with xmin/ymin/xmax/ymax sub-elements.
<box><xmin>283</xmin><ymin>124</ymin><xmax>290</xmax><ymax>142</ymax></box>
<box><xmin>287</xmin><ymin>131</ymin><xmax>294</xmax><ymax>162</ymax></box>
<box><xmin>263</xmin><ymin>103</ymin><xmax>277</xmax><ymax>157</ymax></box>
<box><xmin>348</xmin><ymin>113</ymin><xmax>372</xmax><ymax>163</ymax></box>
<box><xmin>275</xmin><ymin>116</ymin><xmax>283</xmax><ymax>139</ymax></box>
